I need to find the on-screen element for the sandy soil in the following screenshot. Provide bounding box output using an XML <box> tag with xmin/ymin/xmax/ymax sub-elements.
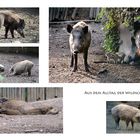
<box><xmin>0</xmin><ymin>98</ymin><xmax>63</xmax><ymax>133</ymax></box>
<box><xmin>0</xmin><ymin>52</ymin><xmax>39</xmax><ymax>83</ymax></box>
<box><xmin>0</xmin><ymin>8</ymin><xmax>39</xmax><ymax>43</ymax></box>
<box><xmin>49</xmin><ymin>22</ymin><xmax>140</xmax><ymax>83</ymax></box>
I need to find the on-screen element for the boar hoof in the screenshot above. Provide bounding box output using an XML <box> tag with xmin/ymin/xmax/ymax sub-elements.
<box><xmin>70</xmin><ymin>64</ymin><xmax>73</xmax><ymax>67</ymax></box>
<box><xmin>72</xmin><ymin>68</ymin><xmax>77</xmax><ymax>72</ymax></box>
<box><xmin>85</xmin><ymin>67</ymin><xmax>90</xmax><ymax>72</ymax></box>
<box><xmin>85</xmin><ymin>64</ymin><xmax>90</xmax><ymax>72</ymax></box>
<box><xmin>116</xmin><ymin>127</ymin><xmax>120</xmax><ymax>130</ymax></box>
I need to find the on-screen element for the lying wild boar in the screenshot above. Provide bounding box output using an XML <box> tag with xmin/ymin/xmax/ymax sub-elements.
<box><xmin>111</xmin><ymin>104</ymin><xmax>140</xmax><ymax>129</ymax></box>
<box><xmin>67</xmin><ymin>21</ymin><xmax>91</xmax><ymax>72</ymax></box>
<box><xmin>0</xmin><ymin>97</ymin><xmax>8</xmax><ymax>103</ymax></box>
<box><xmin>0</xmin><ymin>10</ymin><xmax>25</xmax><ymax>38</ymax></box>
<box><xmin>9</xmin><ymin>60</ymin><xmax>34</xmax><ymax>76</ymax></box>
<box><xmin>0</xmin><ymin>99</ymin><xmax>58</xmax><ymax>115</ymax></box>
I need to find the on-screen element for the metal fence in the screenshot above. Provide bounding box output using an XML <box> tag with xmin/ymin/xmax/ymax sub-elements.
<box><xmin>0</xmin><ymin>87</ymin><xmax>63</xmax><ymax>102</ymax></box>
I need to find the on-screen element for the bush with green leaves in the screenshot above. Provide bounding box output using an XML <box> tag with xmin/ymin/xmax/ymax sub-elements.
<box><xmin>100</xmin><ymin>8</ymin><xmax>140</xmax><ymax>52</ymax></box>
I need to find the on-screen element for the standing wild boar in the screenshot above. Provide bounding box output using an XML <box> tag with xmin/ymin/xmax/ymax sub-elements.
<box><xmin>0</xmin><ymin>10</ymin><xmax>25</xmax><ymax>38</ymax></box>
<box><xmin>9</xmin><ymin>60</ymin><xmax>34</xmax><ymax>76</ymax></box>
<box><xmin>111</xmin><ymin>104</ymin><xmax>140</xmax><ymax>130</ymax></box>
<box><xmin>67</xmin><ymin>21</ymin><xmax>91</xmax><ymax>72</ymax></box>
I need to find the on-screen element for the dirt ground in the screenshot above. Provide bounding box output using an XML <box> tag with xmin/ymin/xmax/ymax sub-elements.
<box><xmin>106</xmin><ymin>102</ymin><xmax>140</xmax><ymax>133</ymax></box>
<box><xmin>0</xmin><ymin>98</ymin><xmax>63</xmax><ymax>133</ymax></box>
<box><xmin>0</xmin><ymin>52</ymin><xmax>39</xmax><ymax>83</ymax></box>
<box><xmin>49</xmin><ymin>22</ymin><xmax>140</xmax><ymax>83</ymax></box>
<box><xmin>0</xmin><ymin>8</ymin><xmax>39</xmax><ymax>43</ymax></box>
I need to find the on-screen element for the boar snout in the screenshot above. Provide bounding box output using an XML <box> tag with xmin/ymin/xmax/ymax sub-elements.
<box><xmin>17</xmin><ymin>28</ymin><xmax>25</xmax><ymax>38</ymax></box>
<box><xmin>73</xmin><ymin>50</ymin><xmax>79</xmax><ymax>54</ymax></box>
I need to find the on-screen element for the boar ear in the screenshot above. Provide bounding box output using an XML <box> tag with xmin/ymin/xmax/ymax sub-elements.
<box><xmin>131</xmin><ymin>37</ymin><xmax>135</xmax><ymax>45</ymax></box>
<box><xmin>83</xmin><ymin>26</ymin><xmax>88</xmax><ymax>34</ymax></box>
<box><xmin>67</xmin><ymin>24</ymin><xmax>73</xmax><ymax>33</ymax></box>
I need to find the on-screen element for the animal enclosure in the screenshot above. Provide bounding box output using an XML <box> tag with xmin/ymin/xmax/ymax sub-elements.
<box><xmin>0</xmin><ymin>87</ymin><xmax>63</xmax><ymax>101</ymax></box>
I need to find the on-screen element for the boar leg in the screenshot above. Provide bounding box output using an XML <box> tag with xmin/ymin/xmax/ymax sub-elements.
<box><xmin>70</xmin><ymin>53</ymin><xmax>74</xmax><ymax>67</ymax></box>
<box><xmin>131</xmin><ymin>121</ymin><xmax>134</xmax><ymax>129</ymax></box>
<box><xmin>114</xmin><ymin>117</ymin><xmax>120</xmax><ymax>129</ymax></box>
<box><xmin>5</xmin><ymin>26</ymin><xmax>10</xmax><ymax>38</ymax></box>
<box><xmin>73</xmin><ymin>54</ymin><xmax>78</xmax><ymax>72</ymax></box>
<box><xmin>28</xmin><ymin>70</ymin><xmax>31</xmax><ymax>76</ymax></box>
<box><xmin>83</xmin><ymin>49</ymin><xmax>89</xmax><ymax>72</ymax></box>
<box><xmin>126</xmin><ymin>120</ymin><xmax>130</xmax><ymax>129</ymax></box>
<box><xmin>10</xmin><ymin>28</ymin><xmax>14</xmax><ymax>38</ymax></box>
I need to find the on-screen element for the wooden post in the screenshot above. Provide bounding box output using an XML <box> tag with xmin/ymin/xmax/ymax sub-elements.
<box><xmin>25</xmin><ymin>88</ymin><xmax>28</xmax><ymax>102</ymax></box>
<box><xmin>64</xmin><ymin>8</ymin><xmax>68</xmax><ymax>20</ymax></box>
<box><xmin>71</xmin><ymin>8</ymin><xmax>78</xmax><ymax>20</ymax></box>
<box><xmin>89</xmin><ymin>8</ymin><xmax>94</xmax><ymax>19</ymax></box>
<box><xmin>44</xmin><ymin>88</ymin><xmax>47</xmax><ymax>100</ymax></box>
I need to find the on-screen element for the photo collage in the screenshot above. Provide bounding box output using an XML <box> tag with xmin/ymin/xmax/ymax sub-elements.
<box><xmin>1</xmin><ymin>0</ymin><xmax>140</xmax><ymax>140</ymax></box>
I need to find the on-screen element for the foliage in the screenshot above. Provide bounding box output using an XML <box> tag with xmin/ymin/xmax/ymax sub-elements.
<box><xmin>0</xmin><ymin>75</ymin><xmax>4</xmax><ymax>81</ymax></box>
<box><xmin>100</xmin><ymin>8</ymin><xmax>140</xmax><ymax>52</ymax></box>
<box><xmin>101</xmin><ymin>8</ymin><xmax>120</xmax><ymax>52</ymax></box>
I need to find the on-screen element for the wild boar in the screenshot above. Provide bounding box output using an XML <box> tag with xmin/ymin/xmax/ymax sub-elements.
<box><xmin>9</xmin><ymin>60</ymin><xmax>34</xmax><ymax>76</ymax></box>
<box><xmin>0</xmin><ymin>10</ymin><xmax>25</xmax><ymax>38</ymax></box>
<box><xmin>0</xmin><ymin>97</ymin><xmax>8</xmax><ymax>103</ymax></box>
<box><xmin>111</xmin><ymin>104</ymin><xmax>140</xmax><ymax>129</ymax></box>
<box><xmin>0</xmin><ymin>64</ymin><xmax>4</xmax><ymax>72</ymax></box>
<box><xmin>134</xmin><ymin>30</ymin><xmax>140</xmax><ymax>56</ymax></box>
<box><xmin>67</xmin><ymin>21</ymin><xmax>91</xmax><ymax>72</ymax></box>
<box><xmin>0</xmin><ymin>99</ymin><xmax>58</xmax><ymax>115</ymax></box>
<box><xmin>118</xmin><ymin>23</ymin><xmax>136</xmax><ymax>64</ymax></box>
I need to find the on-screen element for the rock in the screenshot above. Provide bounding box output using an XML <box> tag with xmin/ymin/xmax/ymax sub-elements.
<box><xmin>93</xmin><ymin>54</ymin><xmax>107</xmax><ymax>63</ymax></box>
<box><xmin>12</xmin><ymin>40</ymin><xmax>21</xmax><ymax>43</ymax></box>
<box><xmin>98</xmin><ymin>68</ymin><xmax>108</xmax><ymax>75</ymax></box>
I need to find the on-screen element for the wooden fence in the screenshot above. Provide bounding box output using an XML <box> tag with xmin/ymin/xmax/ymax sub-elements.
<box><xmin>0</xmin><ymin>87</ymin><xmax>63</xmax><ymax>102</ymax></box>
<box><xmin>49</xmin><ymin>8</ymin><xmax>100</xmax><ymax>22</ymax></box>
<box><xmin>0</xmin><ymin>47</ymin><xmax>38</xmax><ymax>56</ymax></box>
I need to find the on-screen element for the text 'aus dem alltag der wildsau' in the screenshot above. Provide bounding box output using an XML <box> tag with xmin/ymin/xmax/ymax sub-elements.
<box><xmin>84</xmin><ymin>91</ymin><xmax>140</xmax><ymax>95</ymax></box>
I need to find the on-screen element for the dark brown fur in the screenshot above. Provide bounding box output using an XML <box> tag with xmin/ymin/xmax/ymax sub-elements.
<box><xmin>67</xmin><ymin>21</ymin><xmax>91</xmax><ymax>72</ymax></box>
<box><xmin>0</xmin><ymin>10</ymin><xmax>25</xmax><ymax>38</ymax></box>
